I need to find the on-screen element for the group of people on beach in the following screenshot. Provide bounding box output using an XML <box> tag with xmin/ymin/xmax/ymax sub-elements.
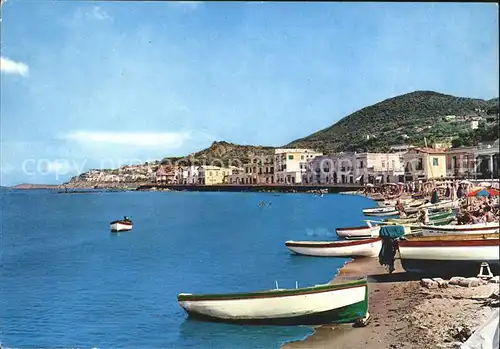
<box><xmin>364</xmin><ymin>179</ymin><xmax>499</xmax><ymax>226</ymax></box>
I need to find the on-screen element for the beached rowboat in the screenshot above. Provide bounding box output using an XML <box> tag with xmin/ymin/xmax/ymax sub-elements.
<box><xmin>109</xmin><ymin>219</ymin><xmax>133</xmax><ymax>232</ymax></box>
<box><xmin>398</xmin><ymin>233</ymin><xmax>500</xmax><ymax>276</ymax></box>
<box><xmin>385</xmin><ymin>210</ymin><xmax>454</xmax><ymax>224</ymax></box>
<box><xmin>362</xmin><ymin>207</ymin><xmax>399</xmax><ymax>217</ymax></box>
<box><xmin>177</xmin><ymin>278</ymin><xmax>369</xmax><ymax>325</ymax></box>
<box><xmin>336</xmin><ymin>224</ymin><xmax>380</xmax><ymax>238</ymax></box>
<box><xmin>285</xmin><ymin>237</ymin><xmax>382</xmax><ymax>258</ymax></box>
<box><xmin>420</xmin><ymin>221</ymin><xmax>499</xmax><ymax>236</ymax></box>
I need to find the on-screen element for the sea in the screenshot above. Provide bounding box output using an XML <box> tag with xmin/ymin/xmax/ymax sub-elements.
<box><xmin>1</xmin><ymin>189</ymin><xmax>375</xmax><ymax>349</ymax></box>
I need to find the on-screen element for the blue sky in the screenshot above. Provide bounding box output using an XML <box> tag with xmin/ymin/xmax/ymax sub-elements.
<box><xmin>1</xmin><ymin>1</ymin><xmax>498</xmax><ymax>185</ymax></box>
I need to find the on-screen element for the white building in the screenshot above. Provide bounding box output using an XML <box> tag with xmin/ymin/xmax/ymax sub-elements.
<box><xmin>181</xmin><ymin>165</ymin><xmax>199</xmax><ymax>185</ymax></box>
<box><xmin>274</xmin><ymin>148</ymin><xmax>323</xmax><ymax>184</ymax></box>
<box><xmin>306</xmin><ymin>152</ymin><xmax>405</xmax><ymax>185</ymax></box>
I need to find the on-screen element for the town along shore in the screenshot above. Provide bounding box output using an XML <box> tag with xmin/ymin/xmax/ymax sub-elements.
<box><xmin>283</xmin><ymin>258</ymin><xmax>499</xmax><ymax>349</ymax></box>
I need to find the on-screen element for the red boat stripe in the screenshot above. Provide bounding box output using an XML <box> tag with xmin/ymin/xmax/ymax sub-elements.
<box><xmin>399</xmin><ymin>239</ymin><xmax>499</xmax><ymax>247</ymax></box>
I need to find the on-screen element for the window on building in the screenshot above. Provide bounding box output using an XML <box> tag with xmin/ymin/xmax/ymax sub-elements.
<box><xmin>209</xmin><ymin>172</ymin><xmax>212</xmax><ymax>176</ymax></box>
<box><xmin>433</xmin><ymin>158</ymin><xmax>439</xmax><ymax>166</ymax></box>
<box><xmin>301</xmin><ymin>155</ymin><xmax>304</xmax><ymax>160</ymax></box>
<box><xmin>382</xmin><ymin>161</ymin><xmax>385</xmax><ymax>168</ymax></box>
<box><xmin>416</xmin><ymin>158</ymin><xmax>423</xmax><ymax>171</ymax></box>
<box><xmin>392</xmin><ymin>160</ymin><xmax>395</xmax><ymax>169</ymax></box>
<box><xmin>360</xmin><ymin>160</ymin><xmax>364</xmax><ymax>169</ymax></box>
<box><xmin>288</xmin><ymin>155</ymin><xmax>294</xmax><ymax>160</ymax></box>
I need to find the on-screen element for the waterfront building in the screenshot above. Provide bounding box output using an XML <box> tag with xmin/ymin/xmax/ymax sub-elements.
<box><xmin>197</xmin><ymin>165</ymin><xmax>236</xmax><ymax>185</ymax></box>
<box><xmin>446</xmin><ymin>146</ymin><xmax>476</xmax><ymax>178</ymax></box>
<box><xmin>306</xmin><ymin>152</ymin><xmax>404</xmax><ymax>185</ymax></box>
<box><xmin>403</xmin><ymin>147</ymin><xmax>447</xmax><ymax>181</ymax></box>
<box><xmin>274</xmin><ymin>149</ymin><xmax>323</xmax><ymax>184</ymax></box>
<box><xmin>228</xmin><ymin>167</ymin><xmax>246</xmax><ymax>184</ymax></box>
<box><xmin>241</xmin><ymin>155</ymin><xmax>275</xmax><ymax>184</ymax></box>
<box><xmin>155</xmin><ymin>165</ymin><xmax>180</xmax><ymax>184</ymax></box>
<box><xmin>474</xmin><ymin>139</ymin><xmax>499</xmax><ymax>179</ymax></box>
<box><xmin>181</xmin><ymin>165</ymin><xmax>200</xmax><ymax>185</ymax></box>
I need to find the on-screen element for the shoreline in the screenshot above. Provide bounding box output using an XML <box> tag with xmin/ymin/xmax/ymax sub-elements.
<box><xmin>283</xmin><ymin>257</ymin><xmax>498</xmax><ymax>349</ymax></box>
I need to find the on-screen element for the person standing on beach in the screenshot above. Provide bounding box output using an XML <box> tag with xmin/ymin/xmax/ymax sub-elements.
<box><xmin>445</xmin><ymin>185</ymin><xmax>451</xmax><ymax>199</ymax></box>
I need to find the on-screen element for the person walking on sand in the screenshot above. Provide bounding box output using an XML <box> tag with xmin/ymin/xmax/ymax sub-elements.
<box><xmin>445</xmin><ymin>185</ymin><xmax>451</xmax><ymax>199</ymax></box>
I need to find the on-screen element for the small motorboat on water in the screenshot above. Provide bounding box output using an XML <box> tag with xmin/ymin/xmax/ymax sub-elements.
<box><xmin>110</xmin><ymin>216</ymin><xmax>133</xmax><ymax>232</ymax></box>
<box><xmin>285</xmin><ymin>237</ymin><xmax>382</xmax><ymax>258</ymax></box>
<box><xmin>177</xmin><ymin>278</ymin><xmax>369</xmax><ymax>326</ymax></box>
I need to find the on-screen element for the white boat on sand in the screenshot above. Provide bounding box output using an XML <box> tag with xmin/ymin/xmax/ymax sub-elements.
<box><xmin>362</xmin><ymin>207</ymin><xmax>399</xmax><ymax>217</ymax></box>
<box><xmin>336</xmin><ymin>224</ymin><xmax>380</xmax><ymax>238</ymax></box>
<box><xmin>285</xmin><ymin>237</ymin><xmax>382</xmax><ymax>258</ymax></box>
<box><xmin>178</xmin><ymin>278</ymin><xmax>369</xmax><ymax>325</ymax></box>
<box><xmin>420</xmin><ymin>221</ymin><xmax>499</xmax><ymax>236</ymax></box>
<box><xmin>397</xmin><ymin>233</ymin><xmax>500</xmax><ymax>276</ymax></box>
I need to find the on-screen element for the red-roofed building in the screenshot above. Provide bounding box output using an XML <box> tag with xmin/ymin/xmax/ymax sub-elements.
<box><xmin>155</xmin><ymin>165</ymin><xmax>180</xmax><ymax>184</ymax></box>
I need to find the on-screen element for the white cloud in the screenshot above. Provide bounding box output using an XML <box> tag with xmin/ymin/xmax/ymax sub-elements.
<box><xmin>1</xmin><ymin>56</ymin><xmax>29</xmax><ymax>77</ymax></box>
<box><xmin>90</xmin><ymin>6</ymin><xmax>110</xmax><ymax>20</ymax></box>
<box><xmin>0</xmin><ymin>162</ymin><xmax>15</xmax><ymax>175</ymax></box>
<box><xmin>74</xmin><ymin>6</ymin><xmax>110</xmax><ymax>21</ymax></box>
<box><xmin>44</xmin><ymin>160</ymin><xmax>74</xmax><ymax>174</ymax></box>
<box><xmin>60</xmin><ymin>130</ymin><xmax>192</xmax><ymax>148</ymax></box>
<box><xmin>170</xmin><ymin>1</ymin><xmax>203</xmax><ymax>10</ymax></box>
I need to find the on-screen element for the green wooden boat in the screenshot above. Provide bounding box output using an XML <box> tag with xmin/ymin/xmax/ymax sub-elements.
<box><xmin>177</xmin><ymin>278</ymin><xmax>369</xmax><ymax>325</ymax></box>
<box><xmin>385</xmin><ymin>210</ymin><xmax>454</xmax><ymax>225</ymax></box>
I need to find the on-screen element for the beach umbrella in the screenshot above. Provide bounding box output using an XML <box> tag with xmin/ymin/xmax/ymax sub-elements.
<box><xmin>467</xmin><ymin>188</ymin><xmax>500</xmax><ymax>197</ymax></box>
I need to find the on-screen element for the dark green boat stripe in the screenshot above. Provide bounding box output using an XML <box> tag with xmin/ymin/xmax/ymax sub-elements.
<box><xmin>178</xmin><ymin>279</ymin><xmax>367</xmax><ymax>302</ymax></box>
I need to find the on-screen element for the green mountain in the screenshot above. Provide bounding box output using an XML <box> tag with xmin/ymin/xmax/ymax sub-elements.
<box><xmin>287</xmin><ymin>91</ymin><xmax>499</xmax><ymax>153</ymax></box>
<box><xmin>161</xmin><ymin>141</ymin><xmax>275</xmax><ymax>167</ymax></box>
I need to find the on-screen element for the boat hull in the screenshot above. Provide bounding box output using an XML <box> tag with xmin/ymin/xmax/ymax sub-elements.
<box><xmin>286</xmin><ymin>238</ymin><xmax>382</xmax><ymax>258</ymax></box>
<box><xmin>398</xmin><ymin>234</ymin><xmax>500</xmax><ymax>276</ymax></box>
<box><xmin>386</xmin><ymin>211</ymin><xmax>454</xmax><ymax>224</ymax></box>
<box><xmin>110</xmin><ymin>221</ymin><xmax>133</xmax><ymax>232</ymax></box>
<box><xmin>420</xmin><ymin>222</ymin><xmax>499</xmax><ymax>236</ymax></box>
<box><xmin>336</xmin><ymin>225</ymin><xmax>380</xmax><ymax>238</ymax></box>
<box><xmin>178</xmin><ymin>280</ymin><xmax>368</xmax><ymax>326</ymax></box>
<box><xmin>400</xmin><ymin>259</ymin><xmax>500</xmax><ymax>277</ymax></box>
<box><xmin>363</xmin><ymin>210</ymin><xmax>399</xmax><ymax>217</ymax></box>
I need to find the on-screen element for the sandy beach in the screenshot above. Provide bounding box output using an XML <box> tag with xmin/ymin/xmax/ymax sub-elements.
<box><xmin>283</xmin><ymin>257</ymin><xmax>499</xmax><ymax>349</ymax></box>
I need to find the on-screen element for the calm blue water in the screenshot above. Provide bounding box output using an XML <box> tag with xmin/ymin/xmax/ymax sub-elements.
<box><xmin>1</xmin><ymin>190</ymin><xmax>375</xmax><ymax>349</ymax></box>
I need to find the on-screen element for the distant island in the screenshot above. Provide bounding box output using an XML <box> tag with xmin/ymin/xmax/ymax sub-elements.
<box><xmin>10</xmin><ymin>183</ymin><xmax>61</xmax><ymax>189</ymax></box>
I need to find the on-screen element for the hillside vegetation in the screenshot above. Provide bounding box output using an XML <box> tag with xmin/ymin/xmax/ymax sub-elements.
<box><xmin>161</xmin><ymin>141</ymin><xmax>275</xmax><ymax>166</ymax></box>
<box><xmin>287</xmin><ymin>91</ymin><xmax>499</xmax><ymax>153</ymax></box>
